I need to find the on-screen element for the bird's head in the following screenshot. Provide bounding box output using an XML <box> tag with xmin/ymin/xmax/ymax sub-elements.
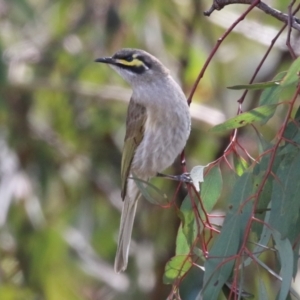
<box><xmin>95</xmin><ymin>48</ymin><xmax>169</xmax><ymax>86</ymax></box>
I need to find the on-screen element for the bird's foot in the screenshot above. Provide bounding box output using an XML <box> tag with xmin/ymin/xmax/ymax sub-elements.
<box><xmin>156</xmin><ymin>172</ymin><xmax>192</xmax><ymax>183</ymax></box>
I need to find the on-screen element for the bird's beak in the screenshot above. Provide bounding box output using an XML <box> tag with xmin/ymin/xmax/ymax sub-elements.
<box><xmin>94</xmin><ymin>57</ymin><xmax>116</xmax><ymax>65</ymax></box>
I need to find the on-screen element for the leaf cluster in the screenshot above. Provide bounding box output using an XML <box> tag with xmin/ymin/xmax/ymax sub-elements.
<box><xmin>163</xmin><ymin>58</ymin><xmax>300</xmax><ymax>299</ymax></box>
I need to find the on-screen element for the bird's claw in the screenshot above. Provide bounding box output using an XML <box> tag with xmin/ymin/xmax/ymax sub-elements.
<box><xmin>177</xmin><ymin>172</ymin><xmax>193</xmax><ymax>183</ymax></box>
<box><xmin>156</xmin><ymin>172</ymin><xmax>192</xmax><ymax>183</ymax></box>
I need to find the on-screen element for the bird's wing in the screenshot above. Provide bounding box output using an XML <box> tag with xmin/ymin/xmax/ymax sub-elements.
<box><xmin>121</xmin><ymin>98</ymin><xmax>146</xmax><ymax>200</ymax></box>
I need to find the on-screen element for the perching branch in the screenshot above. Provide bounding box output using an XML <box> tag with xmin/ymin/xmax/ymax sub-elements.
<box><xmin>204</xmin><ymin>0</ymin><xmax>300</xmax><ymax>32</ymax></box>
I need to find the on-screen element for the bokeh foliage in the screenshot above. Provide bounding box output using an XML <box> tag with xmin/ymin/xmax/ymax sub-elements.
<box><xmin>0</xmin><ymin>0</ymin><xmax>299</xmax><ymax>299</ymax></box>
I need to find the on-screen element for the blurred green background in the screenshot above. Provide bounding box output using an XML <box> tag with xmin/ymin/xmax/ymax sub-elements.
<box><xmin>0</xmin><ymin>0</ymin><xmax>298</xmax><ymax>299</ymax></box>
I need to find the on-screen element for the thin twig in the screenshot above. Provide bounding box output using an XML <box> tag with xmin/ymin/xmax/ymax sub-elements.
<box><xmin>204</xmin><ymin>0</ymin><xmax>300</xmax><ymax>32</ymax></box>
<box><xmin>187</xmin><ymin>0</ymin><xmax>260</xmax><ymax>105</ymax></box>
<box><xmin>286</xmin><ymin>0</ymin><xmax>297</xmax><ymax>59</ymax></box>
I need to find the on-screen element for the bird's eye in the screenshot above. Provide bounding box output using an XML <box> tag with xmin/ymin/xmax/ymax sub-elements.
<box><xmin>125</xmin><ymin>56</ymin><xmax>133</xmax><ymax>62</ymax></box>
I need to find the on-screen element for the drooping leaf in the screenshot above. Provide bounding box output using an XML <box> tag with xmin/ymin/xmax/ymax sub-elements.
<box><xmin>176</xmin><ymin>224</ymin><xmax>191</xmax><ymax>255</ymax></box>
<box><xmin>202</xmin><ymin>172</ymin><xmax>255</xmax><ymax>300</ymax></box>
<box><xmin>176</xmin><ymin>196</ymin><xmax>197</xmax><ymax>254</ymax></box>
<box><xmin>279</xmin><ymin>107</ymin><xmax>300</xmax><ymax>155</ymax></box>
<box><xmin>175</xmin><ymin>166</ymin><xmax>223</xmax><ymax>257</ymax></box>
<box><xmin>257</xmin><ymin>268</ymin><xmax>269</xmax><ymax>300</ymax></box>
<box><xmin>233</xmin><ymin>154</ymin><xmax>250</xmax><ymax>176</ymax></box>
<box><xmin>281</xmin><ymin>57</ymin><xmax>300</xmax><ymax>87</ymax></box>
<box><xmin>200</xmin><ymin>165</ymin><xmax>222</xmax><ymax>215</ymax></box>
<box><xmin>290</xmin><ymin>212</ymin><xmax>300</xmax><ymax>278</ymax></box>
<box><xmin>251</xmin><ymin>177</ymin><xmax>272</xmax><ymax>237</ymax></box>
<box><xmin>202</xmin><ymin>214</ymin><xmax>241</xmax><ymax>300</ymax></box>
<box><xmin>271</xmin><ymin>230</ymin><xmax>293</xmax><ymax>300</ymax></box>
<box><xmin>210</xmin><ymin>104</ymin><xmax>278</xmax><ymax>133</ymax></box>
<box><xmin>269</xmin><ymin>150</ymin><xmax>300</xmax><ymax>239</ymax></box>
<box><xmin>163</xmin><ymin>255</ymin><xmax>192</xmax><ymax>284</ymax></box>
<box><xmin>243</xmin><ymin>210</ymin><xmax>272</xmax><ymax>268</ymax></box>
<box><xmin>259</xmin><ymin>72</ymin><xmax>287</xmax><ymax>105</ymax></box>
<box><xmin>279</xmin><ymin>130</ymin><xmax>300</xmax><ymax>156</ymax></box>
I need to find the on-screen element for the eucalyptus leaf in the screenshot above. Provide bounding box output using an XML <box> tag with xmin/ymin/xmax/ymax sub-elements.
<box><xmin>233</xmin><ymin>154</ymin><xmax>250</xmax><ymax>176</ymax></box>
<box><xmin>281</xmin><ymin>57</ymin><xmax>300</xmax><ymax>87</ymax></box>
<box><xmin>269</xmin><ymin>150</ymin><xmax>300</xmax><ymax>238</ymax></box>
<box><xmin>177</xmin><ymin>196</ymin><xmax>197</xmax><ymax>254</ymax></box>
<box><xmin>202</xmin><ymin>172</ymin><xmax>257</xmax><ymax>299</ymax></box>
<box><xmin>210</xmin><ymin>104</ymin><xmax>278</xmax><ymax>133</ymax></box>
<box><xmin>272</xmin><ymin>230</ymin><xmax>293</xmax><ymax>300</ymax></box>
<box><xmin>227</xmin><ymin>81</ymin><xmax>279</xmax><ymax>90</ymax></box>
<box><xmin>163</xmin><ymin>255</ymin><xmax>192</xmax><ymax>284</ymax></box>
<box><xmin>259</xmin><ymin>72</ymin><xmax>287</xmax><ymax>105</ymax></box>
<box><xmin>200</xmin><ymin>165</ymin><xmax>222</xmax><ymax>215</ymax></box>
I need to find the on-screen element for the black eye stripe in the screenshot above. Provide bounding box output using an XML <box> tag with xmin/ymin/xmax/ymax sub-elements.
<box><xmin>119</xmin><ymin>64</ymin><xmax>147</xmax><ymax>74</ymax></box>
<box><xmin>113</xmin><ymin>55</ymin><xmax>133</xmax><ymax>62</ymax></box>
<box><xmin>125</xmin><ymin>56</ymin><xmax>133</xmax><ymax>62</ymax></box>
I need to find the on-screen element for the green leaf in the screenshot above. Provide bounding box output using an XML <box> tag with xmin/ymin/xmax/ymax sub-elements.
<box><xmin>259</xmin><ymin>72</ymin><xmax>287</xmax><ymax>105</ymax></box>
<box><xmin>200</xmin><ymin>165</ymin><xmax>222</xmax><ymax>214</ymax></box>
<box><xmin>257</xmin><ymin>268</ymin><xmax>269</xmax><ymax>300</ymax></box>
<box><xmin>227</xmin><ymin>81</ymin><xmax>280</xmax><ymax>90</ymax></box>
<box><xmin>175</xmin><ymin>166</ymin><xmax>222</xmax><ymax>258</ymax></box>
<box><xmin>291</xmin><ymin>212</ymin><xmax>300</xmax><ymax>278</ymax></box>
<box><xmin>281</xmin><ymin>57</ymin><xmax>300</xmax><ymax>87</ymax></box>
<box><xmin>210</xmin><ymin>104</ymin><xmax>278</xmax><ymax>133</ymax></box>
<box><xmin>269</xmin><ymin>150</ymin><xmax>300</xmax><ymax>238</ymax></box>
<box><xmin>163</xmin><ymin>255</ymin><xmax>192</xmax><ymax>284</ymax></box>
<box><xmin>202</xmin><ymin>172</ymin><xmax>256</xmax><ymax>300</ymax></box>
<box><xmin>176</xmin><ymin>197</ymin><xmax>197</xmax><ymax>255</ymax></box>
<box><xmin>279</xmin><ymin>128</ymin><xmax>300</xmax><ymax>156</ymax></box>
<box><xmin>280</xmin><ymin>106</ymin><xmax>300</xmax><ymax>155</ymax></box>
<box><xmin>175</xmin><ymin>224</ymin><xmax>191</xmax><ymax>255</ymax></box>
<box><xmin>271</xmin><ymin>230</ymin><xmax>293</xmax><ymax>300</ymax></box>
<box><xmin>243</xmin><ymin>210</ymin><xmax>272</xmax><ymax>268</ymax></box>
<box><xmin>251</xmin><ymin>177</ymin><xmax>272</xmax><ymax>237</ymax></box>
<box><xmin>233</xmin><ymin>154</ymin><xmax>250</xmax><ymax>176</ymax></box>
<box><xmin>202</xmin><ymin>214</ymin><xmax>241</xmax><ymax>300</ymax></box>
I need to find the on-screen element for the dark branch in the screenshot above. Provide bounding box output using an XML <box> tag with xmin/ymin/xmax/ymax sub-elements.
<box><xmin>204</xmin><ymin>0</ymin><xmax>300</xmax><ymax>32</ymax></box>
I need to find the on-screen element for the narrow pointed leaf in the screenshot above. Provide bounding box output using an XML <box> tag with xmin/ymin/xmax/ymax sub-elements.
<box><xmin>210</xmin><ymin>104</ymin><xmax>278</xmax><ymax>133</ymax></box>
<box><xmin>281</xmin><ymin>57</ymin><xmax>300</xmax><ymax>87</ymax></box>
<box><xmin>269</xmin><ymin>150</ymin><xmax>300</xmax><ymax>238</ymax></box>
<box><xmin>200</xmin><ymin>165</ymin><xmax>222</xmax><ymax>214</ymax></box>
<box><xmin>259</xmin><ymin>72</ymin><xmax>286</xmax><ymax>105</ymax></box>
<box><xmin>227</xmin><ymin>81</ymin><xmax>279</xmax><ymax>90</ymax></box>
<box><xmin>272</xmin><ymin>230</ymin><xmax>293</xmax><ymax>300</ymax></box>
<box><xmin>202</xmin><ymin>172</ymin><xmax>255</xmax><ymax>300</ymax></box>
<box><xmin>163</xmin><ymin>255</ymin><xmax>192</xmax><ymax>284</ymax></box>
<box><xmin>177</xmin><ymin>196</ymin><xmax>197</xmax><ymax>254</ymax></box>
<box><xmin>257</xmin><ymin>269</ymin><xmax>269</xmax><ymax>300</ymax></box>
<box><xmin>175</xmin><ymin>224</ymin><xmax>191</xmax><ymax>255</ymax></box>
<box><xmin>233</xmin><ymin>155</ymin><xmax>250</xmax><ymax>176</ymax></box>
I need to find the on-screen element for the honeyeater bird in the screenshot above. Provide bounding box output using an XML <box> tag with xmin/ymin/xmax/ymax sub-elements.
<box><xmin>95</xmin><ymin>48</ymin><xmax>191</xmax><ymax>272</ymax></box>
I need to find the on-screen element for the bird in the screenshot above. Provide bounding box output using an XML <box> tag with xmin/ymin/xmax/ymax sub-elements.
<box><xmin>95</xmin><ymin>48</ymin><xmax>191</xmax><ymax>272</ymax></box>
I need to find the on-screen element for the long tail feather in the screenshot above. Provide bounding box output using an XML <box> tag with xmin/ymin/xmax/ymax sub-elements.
<box><xmin>114</xmin><ymin>179</ymin><xmax>140</xmax><ymax>272</ymax></box>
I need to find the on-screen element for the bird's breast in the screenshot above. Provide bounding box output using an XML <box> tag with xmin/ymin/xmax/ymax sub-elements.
<box><xmin>131</xmin><ymin>102</ymin><xmax>190</xmax><ymax>178</ymax></box>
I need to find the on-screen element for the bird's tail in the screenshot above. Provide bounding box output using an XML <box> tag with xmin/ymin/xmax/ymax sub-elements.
<box><xmin>114</xmin><ymin>178</ymin><xmax>141</xmax><ymax>273</ymax></box>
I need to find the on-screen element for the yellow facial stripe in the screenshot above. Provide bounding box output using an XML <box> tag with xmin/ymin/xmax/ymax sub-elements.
<box><xmin>116</xmin><ymin>58</ymin><xmax>145</xmax><ymax>67</ymax></box>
